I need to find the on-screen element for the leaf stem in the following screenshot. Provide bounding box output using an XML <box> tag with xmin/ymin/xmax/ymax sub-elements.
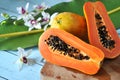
<box><xmin>0</xmin><ymin>29</ymin><xmax>44</xmax><ymax>38</ymax></box>
<box><xmin>108</xmin><ymin>7</ymin><xmax>120</xmax><ymax>15</ymax></box>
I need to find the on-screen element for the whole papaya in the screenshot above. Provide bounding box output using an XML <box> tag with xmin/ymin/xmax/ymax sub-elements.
<box><xmin>50</xmin><ymin>12</ymin><xmax>88</xmax><ymax>42</ymax></box>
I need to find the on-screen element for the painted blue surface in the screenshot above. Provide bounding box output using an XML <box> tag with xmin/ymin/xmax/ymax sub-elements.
<box><xmin>0</xmin><ymin>0</ymin><xmax>120</xmax><ymax>80</ymax></box>
<box><xmin>0</xmin><ymin>0</ymin><xmax>66</xmax><ymax>80</ymax></box>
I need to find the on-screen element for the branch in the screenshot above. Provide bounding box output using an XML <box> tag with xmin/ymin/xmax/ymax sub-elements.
<box><xmin>108</xmin><ymin>7</ymin><xmax>120</xmax><ymax>15</ymax></box>
<box><xmin>0</xmin><ymin>29</ymin><xmax>44</xmax><ymax>38</ymax></box>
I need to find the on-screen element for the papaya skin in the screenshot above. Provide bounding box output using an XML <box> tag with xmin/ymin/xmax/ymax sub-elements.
<box><xmin>50</xmin><ymin>12</ymin><xmax>88</xmax><ymax>42</ymax></box>
<box><xmin>83</xmin><ymin>1</ymin><xmax>120</xmax><ymax>58</ymax></box>
<box><xmin>38</xmin><ymin>28</ymin><xmax>104</xmax><ymax>75</ymax></box>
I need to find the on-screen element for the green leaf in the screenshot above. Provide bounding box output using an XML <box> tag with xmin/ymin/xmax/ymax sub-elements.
<box><xmin>0</xmin><ymin>0</ymin><xmax>120</xmax><ymax>50</ymax></box>
<box><xmin>0</xmin><ymin>25</ymin><xmax>28</xmax><ymax>34</ymax></box>
<box><xmin>101</xmin><ymin>0</ymin><xmax>120</xmax><ymax>29</ymax></box>
<box><xmin>0</xmin><ymin>24</ymin><xmax>44</xmax><ymax>50</ymax></box>
<box><xmin>46</xmin><ymin>0</ymin><xmax>86</xmax><ymax>16</ymax></box>
<box><xmin>47</xmin><ymin>0</ymin><xmax>120</xmax><ymax>29</ymax></box>
<box><xmin>0</xmin><ymin>32</ymin><xmax>43</xmax><ymax>50</ymax></box>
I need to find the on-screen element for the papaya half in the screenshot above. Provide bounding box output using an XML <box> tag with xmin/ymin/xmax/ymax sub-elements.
<box><xmin>83</xmin><ymin>1</ymin><xmax>120</xmax><ymax>58</ymax></box>
<box><xmin>38</xmin><ymin>28</ymin><xmax>104</xmax><ymax>75</ymax></box>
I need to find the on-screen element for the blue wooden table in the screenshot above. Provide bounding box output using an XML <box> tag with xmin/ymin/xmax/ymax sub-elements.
<box><xmin>0</xmin><ymin>0</ymin><xmax>69</xmax><ymax>80</ymax></box>
<box><xmin>0</xmin><ymin>0</ymin><xmax>120</xmax><ymax>80</ymax></box>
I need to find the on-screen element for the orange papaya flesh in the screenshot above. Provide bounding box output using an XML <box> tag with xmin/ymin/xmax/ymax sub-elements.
<box><xmin>38</xmin><ymin>28</ymin><xmax>104</xmax><ymax>75</ymax></box>
<box><xmin>83</xmin><ymin>1</ymin><xmax>120</xmax><ymax>58</ymax></box>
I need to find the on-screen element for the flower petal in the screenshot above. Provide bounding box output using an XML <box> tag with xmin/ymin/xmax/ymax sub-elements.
<box><xmin>28</xmin><ymin>27</ymin><xmax>33</xmax><ymax>31</ymax></box>
<box><xmin>16</xmin><ymin>7</ymin><xmax>22</xmax><ymax>14</ymax></box>
<box><xmin>25</xmin><ymin>49</ymin><xmax>32</xmax><ymax>57</ymax></box>
<box><xmin>43</xmin><ymin>24</ymin><xmax>49</xmax><ymax>31</ymax></box>
<box><xmin>49</xmin><ymin>12</ymin><xmax>58</xmax><ymax>25</ymax></box>
<box><xmin>37</xmin><ymin>17</ymin><xmax>42</xmax><ymax>21</ymax></box>
<box><xmin>42</xmin><ymin>11</ymin><xmax>50</xmax><ymax>19</ymax></box>
<box><xmin>24</xmin><ymin>20</ymin><xmax>31</xmax><ymax>27</ymax></box>
<box><xmin>25</xmin><ymin>2</ymin><xmax>29</xmax><ymax>11</ymax></box>
<box><xmin>34</xmin><ymin>2</ymin><xmax>48</xmax><ymax>11</ymax></box>
<box><xmin>34</xmin><ymin>23</ymin><xmax>41</xmax><ymax>29</ymax></box>
<box><xmin>15</xmin><ymin>58</ymin><xmax>23</xmax><ymax>71</ymax></box>
<box><xmin>18</xmin><ymin>61</ymin><xmax>23</xmax><ymax>71</ymax></box>
<box><xmin>17</xmin><ymin>47</ymin><xmax>25</xmax><ymax>57</ymax></box>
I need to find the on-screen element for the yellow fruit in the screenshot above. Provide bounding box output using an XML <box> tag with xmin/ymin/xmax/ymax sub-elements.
<box><xmin>50</xmin><ymin>12</ymin><xmax>88</xmax><ymax>42</ymax></box>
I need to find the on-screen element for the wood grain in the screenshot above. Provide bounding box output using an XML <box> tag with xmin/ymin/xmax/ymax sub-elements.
<box><xmin>41</xmin><ymin>56</ymin><xmax>120</xmax><ymax>80</ymax></box>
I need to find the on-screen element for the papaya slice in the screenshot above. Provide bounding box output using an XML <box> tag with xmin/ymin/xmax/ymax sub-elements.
<box><xmin>38</xmin><ymin>28</ymin><xmax>104</xmax><ymax>75</ymax></box>
<box><xmin>83</xmin><ymin>1</ymin><xmax>120</xmax><ymax>58</ymax></box>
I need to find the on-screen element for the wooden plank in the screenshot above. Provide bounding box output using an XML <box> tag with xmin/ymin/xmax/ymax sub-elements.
<box><xmin>0</xmin><ymin>76</ymin><xmax>8</xmax><ymax>80</ymax></box>
<box><xmin>41</xmin><ymin>56</ymin><xmax>120</xmax><ymax>80</ymax></box>
<box><xmin>0</xmin><ymin>50</ymin><xmax>44</xmax><ymax>80</ymax></box>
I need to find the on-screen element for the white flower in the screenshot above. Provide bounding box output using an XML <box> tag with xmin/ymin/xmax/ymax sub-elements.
<box><xmin>17</xmin><ymin>2</ymin><xmax>29</xmax><ymax>14</ymax></box>
<box><xmin>42</xmin><ymin>12</ymin><xmax>58</xmax><ymax>31</ymax></box>
<box><xmin>15</xmin><ymin>2</ymin><xmax>58</xmax><ymax>31</ymax></box>
<box><xmin>34</xmin><ymin>2</ymin><xmax>49</xmax><ymax>12</ymax></box>
<box><xmin>41</xmin><ymin>11</ymin><xmax>50</xmax><ymax>25</ymax></box>
<box><xmin>24</xmin><ymin>17</ymin><xmax>42</xmax><ymax>31</ymax></box>
<box><xmin>49</xmin><ymin>12</ymin><xmax>58</xmax><ymax>25</ymax></box>
<box><xmin>16</xmin><ymin>2</ymin><xmax>34</xmax><ymax>21</ymax></box>
<box><xmin>16</xmin><ymin>47</ymin><xmax>32</xmax><ymax>70</ymax></box>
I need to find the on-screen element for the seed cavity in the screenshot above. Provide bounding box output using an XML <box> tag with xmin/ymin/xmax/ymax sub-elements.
<box><xmin>95</xmin><ymin>12</ymin><xmax>115</xmax><ymax>50</ymax></box>
<box><xmin>44</xmin><ymin>35</ymin><xmax>90</xmax><ymax>60</ymax></box>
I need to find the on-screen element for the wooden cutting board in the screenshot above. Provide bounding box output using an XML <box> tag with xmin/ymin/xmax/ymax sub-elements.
<box><xmin>40</xmin><ymin>56</ymin><xmax>120</xmax><ymax>80</ymax></box>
